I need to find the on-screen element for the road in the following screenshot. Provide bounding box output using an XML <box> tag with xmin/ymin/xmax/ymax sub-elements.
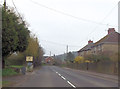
<box><xmin>13</xmin><ymin>66</ymin><xmax>118</xmax><ymax>87</ymax></box>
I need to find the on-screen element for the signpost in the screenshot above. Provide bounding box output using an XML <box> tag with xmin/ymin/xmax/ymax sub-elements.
<box><xmin>85</xmin><ymin>60</ymin><xmax>90</xmax><ymax>70</ymax></box>
<box><xmin>26</xmin><ymin>56</ymin><xmax>33</xmax><ymax>62</ymax></box>
<box><xmin>26</xmin><ymin>56</ymin><xmax>33</xmax><ymax>72</ymax></box>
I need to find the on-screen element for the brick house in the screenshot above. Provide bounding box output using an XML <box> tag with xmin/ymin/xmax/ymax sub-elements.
<box><xmin>45</xmin><ymin>57</ymin><xmax>53</xmax><ymax>63</ymax></box>
<box><xmin>78</xmin><ymin>28</ymin><xmax>120</xmax><ymax>57</ymax></box>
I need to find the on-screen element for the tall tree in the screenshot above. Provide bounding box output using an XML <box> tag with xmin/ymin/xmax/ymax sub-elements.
<box><xmin>24</xmin><ymin>36</ymin><xmax>44</xmax><ymax>67</ymax></box>
<box><xmin>66</xmin><ymin>52</ymin><xmax>74</xmax><ymax>62</ymax></box>
<box><xmin>2</xmin><ymin>6</ymin><xmax>30</xmax><ymax>68</ymax></box>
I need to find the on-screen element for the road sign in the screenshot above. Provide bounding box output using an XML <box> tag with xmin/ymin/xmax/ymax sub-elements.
<box><xmin>26</xmin><ymin>56</ymin><xmax>33</xmax><ymax>61</ymax></box>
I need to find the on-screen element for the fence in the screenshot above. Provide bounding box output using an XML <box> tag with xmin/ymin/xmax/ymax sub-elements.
<box><xmin>65</xmin><ymin>60</ymin><xmax>118</xmax><ymax>75</ymax></box>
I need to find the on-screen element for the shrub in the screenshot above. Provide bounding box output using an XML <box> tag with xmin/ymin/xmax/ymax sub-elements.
<box><xmin>74</xmin><ymin>56</ymin><xmax>84</xmax><ymax>64</ymax></box>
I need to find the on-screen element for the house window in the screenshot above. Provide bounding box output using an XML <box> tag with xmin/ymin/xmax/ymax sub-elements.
<box><xmin>98</xmin><ymin>45</ymin><xmax>101</xmax><ymax>50</ymax></box>
<box><xmin>101</xmin><ymin>45</ymin><xmax>102</xmax><ymax>50</ymax></box>
<box><xmin>94</xmin><ymin>47</ymin><xmax>96</xmax><ymax>51</ymax></box>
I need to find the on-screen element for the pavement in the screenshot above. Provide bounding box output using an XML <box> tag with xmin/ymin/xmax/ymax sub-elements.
<box><xmin>64</xmin><ymin>67</ymin><xmax>118</xmax><ymax>81</ymax></box>
<box><xmin>2</xmin><ymin>65</ymin><xmax>118</xmax><ymax>87</ymax></box>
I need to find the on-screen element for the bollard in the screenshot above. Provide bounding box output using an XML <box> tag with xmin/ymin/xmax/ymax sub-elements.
<box><xmin>21</xmin><ymin>67</ymin><xmax>26</xmax><ymax>75</ymax></box>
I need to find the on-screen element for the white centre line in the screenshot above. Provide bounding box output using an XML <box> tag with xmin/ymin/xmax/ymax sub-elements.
<box><xmin>58</xmin><ymin>73</ymin><xmax>61</xmax><ymax>76</ymax></box>
<box><xmin>61</xmin><ymin>76</ymin><xmax>66</xmax><ymax>80</ymax></box>
<box><xmin>67</xmin><ymin>81</ymin><xmax>76</xmax><ymax>88</ymax></box>
<box><xmin>53</xmin><ymin>69</ymin><xmax>76</xmax><ymax>88</ymax></box>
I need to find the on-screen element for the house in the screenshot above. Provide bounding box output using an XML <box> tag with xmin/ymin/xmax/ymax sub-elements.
<box><xmin>45</xmin><ymin>57</ymin><xmax>53</xmax><ymax>63</ymax></box>
<box><xmin>78</xmin><ymin>28</ymin><xmax>120</xmax><ymax>57</ymax></box>
<box><xmin>78</xmin><ymin>40</ymin><xmax>94</xmax><ymax>57</ymax></box>
<box><xmin>91</xmin><ymin>28</ymin><xmax>119</xmax><ymax>56</ymax></box>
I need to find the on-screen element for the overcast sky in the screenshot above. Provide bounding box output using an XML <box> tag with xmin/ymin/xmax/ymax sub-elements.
<box><xmin>1</xmin><ymin>0</ymin><xmax>119</xmax><ymax>56</ymax></box>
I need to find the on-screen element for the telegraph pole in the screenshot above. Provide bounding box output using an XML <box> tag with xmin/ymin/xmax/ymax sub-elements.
<box><xmin>66</xmin><ymin>45</ymin><xmax>68</xmax><ymax>63</ymax></box>
<box><xmin>4</xmin><ymin>0</ymin><xmax>6</xmax><ymax>10</ymax></box>
<box><xmin>50</xmin><ymin>51</ymin><xmax>51</xmax><ymax>57</ymax></box>
<box><xmin>66</xmin><ymin>45</ymin><xmax>68</xmax><ymax>54</ymax></box>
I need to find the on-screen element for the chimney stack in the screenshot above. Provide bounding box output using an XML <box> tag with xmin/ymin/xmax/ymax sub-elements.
<box><xmin>88</xmin><ymin>40</ymin><xmax>93</xmax><ymax>44</ymax></box>
<box><xmin>108</xmin><ymin>28</ymin><xmax>115</xmax><ymax>34</ymax></box>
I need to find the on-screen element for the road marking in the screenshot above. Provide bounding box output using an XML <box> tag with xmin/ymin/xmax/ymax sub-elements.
<box><xmin>58</xmin><ymin>73</ymin><xmax>61</xmax><ymax>76</ymax></box>
<box><xmin>67</xmin><ymin>81</ymin><xmax>76</xmax><ymax>88</ymax></box>
<box><xmin>53</xmin><ymin>69</ymin><xmax>76</xmax><ymax>88</ymax></box>
<box><xmin>61</xmin><ymin>76</ymin><xmax>66</xmax><ymax>80</ymax></box>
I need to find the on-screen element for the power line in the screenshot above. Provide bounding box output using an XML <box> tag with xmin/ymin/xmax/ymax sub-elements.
<box><xmin>28</xmin><ymin>0</ymin><xmax>118</xmax><ymax>44</ymax></box>
<box><xmin>12</xmin><ymin>0</ymin><xmax>23</xmax><ymax>21</ymax></box>
<box><xmin>28</xmin><ymin>0</ymin><xmax>117</xmax><ymax>27</ymax></box>
<box><xmin>40</xmin><ymin>39</ymin><xmax>81</xmax><ymax>48</ymax></box>
<box><xmin>11</xmin><ymin>0</ymin><xmax>118</xmax><ymax>55</ymax></box>
<box><xmin>74</xmin><ymin>3</ymin><xmax>118</xmax><ymax>45</ymax></box>
<box><xmin>86</xmin><ymin>3</ymin><xmax>118</xmax><ymax>37</ymax></box>
<box><xmin>43</xmin><ymin>47</ymin><xmax>65</xmax><ymax>56</ymax></box>
<box><xmin>40</xmin><ymin>39</ymin><xmax>80</xmax><ymax>55</ymax></box>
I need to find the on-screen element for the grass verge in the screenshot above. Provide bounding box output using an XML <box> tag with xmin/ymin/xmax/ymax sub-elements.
<box><xmin>2</xmin><ymin>81</ymin><xmax>11</xmax><ymax>87</ymax></box>
<box><xmin>9</xmin><ymin>65</ymin><xmax>24</xmax><ymax>68</ymax></box>
<box><xmin>2</xmin><ymin>68</ymin><xmax>18</xmax><ymax>77</ymax></box>
<box><xmin>2</xmin><ymin>81</ymin><xmax>15</xmax><ymax>87</ymax></box>
<box><xmin>41</xmin><ymin>63</ymin><xmax>47</xmax><ymax>66</ymax></box>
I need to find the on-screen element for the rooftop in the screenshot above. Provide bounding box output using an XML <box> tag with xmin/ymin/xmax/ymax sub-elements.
<box><xmin>78</xmin><ymin>28</ymin><xmax>120</xmax><ymax>53</ymax></box>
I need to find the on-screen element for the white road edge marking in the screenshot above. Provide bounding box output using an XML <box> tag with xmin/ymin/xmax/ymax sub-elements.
<box><xmin>67</xmin><ymin>81</ymin><xmax>76</xmax><ymax>88</ymax></box>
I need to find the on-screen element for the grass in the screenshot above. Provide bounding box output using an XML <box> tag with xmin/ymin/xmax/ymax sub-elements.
<box><xmin>9</xmin><ymin>65</ymin><xmax>24</xmax><ymax>68</ymax></box>
<box><xmin>41</xmin><ymin>63</ymin><xmax>47</xmax><ymax>66</ymax></box>
<box><xmin>2</xmin><ymin>81</ymin><xmax>12</xmax><ymax>87</ymax></box>
<box><xmin>60</xmin><ymin>64</ymin><xmax>66</xmax><ymax>67</ymax></box>
<box><xmin>2</xmin><ymin>68</ymin><xmax>18</xmax><ymax>77</ymax></box>
<box><xmin>2</xmin><ymin>81</ymin><xmax>9</xmax><ymax>85</ymax></box>
<box><xmin>0</xmin><ymin>69</ymin><xmax>2</xmax><ymax>74</ymax></box>
<box><xmin>2</xmin><ymin>65</ymin><xmax>24</xmax><ymax>77</ymax></box>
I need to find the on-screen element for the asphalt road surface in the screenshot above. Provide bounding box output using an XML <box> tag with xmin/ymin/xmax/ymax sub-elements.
<box><xmin>13</xmin><ymin>66</ymin><xmax>118</xmax><ymax>87</ymax></box>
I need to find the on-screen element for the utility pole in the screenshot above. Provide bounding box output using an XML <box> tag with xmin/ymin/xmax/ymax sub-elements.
<box><xmin>66</xmin><ymin>45</ymin><xmax>68</xmax><ymax>54</ymax></box>
<box><xmin>66</xmin><ymin>45</ymin><xmax>68</xmax><ymax>62</ymax></box>
<box><xmin>4</xmin><ymin>0</ymin><xmax>6</xmax><ymax>10</ymax></box>
<box><xmin>50</xmin><ymin>51</ymin><xmax>51</xmax><ymax>57</ymax></box>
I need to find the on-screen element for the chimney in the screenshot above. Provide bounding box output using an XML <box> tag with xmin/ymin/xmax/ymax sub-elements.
<box><xmin>108</xmin><ymin>28</ymin><xmax>115</xmax><ymax>34</ymax></box>
<box><xmin>88</xmin><ymin>40</ymin><xmax>93</xmax><ymax>44</ymax></box>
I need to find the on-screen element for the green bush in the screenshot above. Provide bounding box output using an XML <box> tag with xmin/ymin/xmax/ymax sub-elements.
<box><xmin>6</xmin><ymin>53</ymin><xmax>25</xmax><ymax>66</ymax></box>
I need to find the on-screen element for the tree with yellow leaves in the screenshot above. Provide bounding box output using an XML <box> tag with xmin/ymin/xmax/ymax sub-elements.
<box><xmin>24</xmin><ymin>35</ymin><xmax>44</xmax><ymax>67</ymax></box>
<box><xmin>74</xmin><ymin>56</ymin><xmax>84</xmax><ymax>64</ymax></box>
<box><xmin>25</xmin><ymin>36</ymin><xmax>39</xmax><ymax>58</ymax></box>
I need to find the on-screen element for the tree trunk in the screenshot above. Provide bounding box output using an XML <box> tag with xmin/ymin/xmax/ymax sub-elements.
<box><xmin>2</xmin><ymin>58</ymin><xmax>5</xmax><ymax>69</ymax></box>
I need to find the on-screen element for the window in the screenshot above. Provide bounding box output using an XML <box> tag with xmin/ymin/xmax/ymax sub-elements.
<box><xmin>94</xmin><ymin>47</ymin><xmax>96</xmax><ymax>51</ymax></box>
